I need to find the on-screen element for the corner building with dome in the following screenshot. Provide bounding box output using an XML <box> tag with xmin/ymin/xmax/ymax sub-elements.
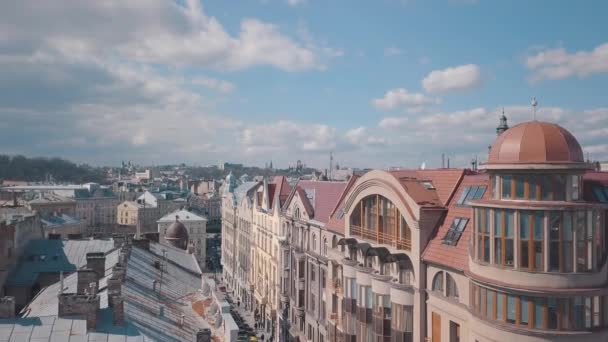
<box><xmin>313</xmin><ymin>119</ymin><xmax>608</xmax><ymax>342</ymax></box>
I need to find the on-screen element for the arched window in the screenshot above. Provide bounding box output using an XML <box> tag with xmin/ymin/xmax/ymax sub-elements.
<box><xmin>332</xmin><ymin>235</ymin><xmax>338</xmax><ymax>248</ymax></box>
<box><xmin>349</xmin><ymin>194</ymin><xmax>411</xmax><ymax>251</ymax></box>
<box><xmin>446</xmin><ymin>273</ymin><xmax>459</xmax><ymax>299</ymax></box>
<box><xmin>294</xmin><ymin>207</ymin><xmax>301</xmax><ymax>219</ymax></box>
<box><xmin>432</xmin><ymin>272</ymin><xmax>444</xmax><ymax>293</ymax></box>
<box><xmin>323</xmin><ymin>237</ymin><xmax>328</xmax><ymax>256</ymax></box>
<box><xmin>312</xmin><ymin>234</ymin><xmax>317</xmax><ymax>251</ymax></box>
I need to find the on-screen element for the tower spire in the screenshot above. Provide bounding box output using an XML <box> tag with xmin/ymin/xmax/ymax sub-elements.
<box><xmin>496</xmin><ymin>108</ymin><xmax>509</xmax><ymax>135</ymax></box>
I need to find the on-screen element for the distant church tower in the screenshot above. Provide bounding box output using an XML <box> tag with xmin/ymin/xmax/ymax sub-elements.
<box><xmin>496</xmin><ymin>109</ymin><xmax>509</xmax><ymax>135</ymax></box>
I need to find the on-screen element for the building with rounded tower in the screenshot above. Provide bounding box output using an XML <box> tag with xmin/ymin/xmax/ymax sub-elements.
<box><xmin>468</xmin><ymin>120</ymin><xmax>608</xmax><ymax>341</ymax></box>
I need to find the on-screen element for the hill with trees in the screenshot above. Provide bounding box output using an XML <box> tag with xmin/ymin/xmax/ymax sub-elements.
<box><xmin>0</xmin><ymin>155</ymin><xmax>107</xmax><ymax>183</ymax></box>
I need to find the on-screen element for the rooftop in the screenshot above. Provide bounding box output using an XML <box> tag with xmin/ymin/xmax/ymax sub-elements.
<box><xmin>157</xmin><ymin>209</ymin><xmax>207</xmax><ymax>223</ymax></box>
<box><xmin>6</xmin><ymin>239</ymin><xmax>115</xmax><ymax>286</ymax></box>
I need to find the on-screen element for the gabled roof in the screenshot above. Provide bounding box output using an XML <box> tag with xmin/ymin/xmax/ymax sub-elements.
<box><xmin>422</xmin><ymin>172</ymin><xmax>489</xmax><ymax>272</ymax></box>
<box><xmin>288</xmin><ymin>180</ymin><xmax>348</xmax><ymax>224</ymax></box>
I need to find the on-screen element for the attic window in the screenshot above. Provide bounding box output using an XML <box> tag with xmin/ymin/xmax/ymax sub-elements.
<box><xmin>442</xmin><ymin>217</ymin><xmax>469</xmax><ymax>246</ymax></box>
<box><xmin>422</xmin><ymin>181</ymin><xmax>435</xmax><ymax>190</ymax></box>
<box><xmin>456</xmin><ymin>186</ymin><xmax>486</xmax><ymax>205</ymax></box>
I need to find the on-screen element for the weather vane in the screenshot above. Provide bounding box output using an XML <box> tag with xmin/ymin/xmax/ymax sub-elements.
<box><xmin>531</xmin><ymin>97</ymin><xmax>538</xmax><ymax>120</ymax></box>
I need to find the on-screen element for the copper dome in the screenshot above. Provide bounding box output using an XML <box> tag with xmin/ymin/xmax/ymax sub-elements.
<box><xmin>165</xmin><ymin>219</ymin><xmax>189</xmax><ymax>249</ymax></box>
<box><xmin>487</xmin><ymin>121</ymin><xmax>584</xmax><ymax>165</ymax></box>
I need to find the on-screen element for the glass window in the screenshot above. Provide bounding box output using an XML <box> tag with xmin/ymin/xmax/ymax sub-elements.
<box><xmin>549</xmin><ymin>212</ymin><xmax>561</xmax><ymax>271</ymax></box>
<box><xmin>548</xmin><ymin>298</ymin><xmax>558</xmax><ymax>329</ymax></box>
<box><xmin>432</xmin><ymin>272</ymin><xmax>444</xmax><ymax>293</ymax></box>
<box><xmin>520</xmin><ymin>212</ymin><xmax>530</xmax><ymax>269</ymax></box>
<box><xmin>505</xmin><ymin>210</ymin><xmax>514</xmax><ymax>266</ymax></box>
<box><xmin>515</xmin><ymin>176</ymin><xmax>525</xmax><ymax>199</ymax></box>
<box><xmin>529</xmin><ymin>176</ymin><xmax>537</xmax><ymax>200</ymax></box>
<box><xmin>534</xmin><ymin>298</ymin><xmax>544</xmax><ymax>329</ymax></box>
<box><xmin>507</xmin><ymin>295</ymin><xmax>516</xmax><ymax>323</ymax></box>
<box><xmin>502</xmin><ymin>175</ymin><xmax>512</xmax><ymax>199</ymax></box>
<box><xmin>456</xmin><ymin>187</ymin><xmax>471</xmax><ymax>205</ymax></box>
<box><xmin>521</xmin><ymin>297</ymin><xmax>529</xmax><ymax>325</ymax></box>
<box><xmin>487</xmin><ymin>290</ymin><xmax>494</xmax><ymax>319</ymax></box>
<box><xmin>496</xmin><ymin>293</ymin><xmax>504</xmax><ymax>321</ymax></box>
<box><xmin>534</xmin><ymin>211</ymin><xmax>544</xmax><ymax>271</ymax></box>
<box><xmin>572</xmin><ymin>175</ymin><xmax>580</xmax><ymax>201</ymax></box>
<box><xmin>446</xmin><ymin>274</ymin><xmax>459</xmax><ymax>299</ymax></box>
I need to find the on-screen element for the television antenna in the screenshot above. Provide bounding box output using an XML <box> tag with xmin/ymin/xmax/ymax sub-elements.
<box><xmin>531</xmin><ymin>97</ymin><xmax>538</xmax><ymax>120</ymax></box>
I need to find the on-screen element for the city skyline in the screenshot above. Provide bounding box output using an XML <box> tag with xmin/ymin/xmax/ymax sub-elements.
<box><xmin>1</xmin><ymin>0</ymin><xmax>607</xmax><ymax>169</ymax></box>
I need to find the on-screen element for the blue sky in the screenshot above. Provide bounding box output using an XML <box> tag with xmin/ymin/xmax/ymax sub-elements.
<box><xmin>0</xmin><ymin>0</ymin><xmax>607</xmax><ymax>169</ymax></box>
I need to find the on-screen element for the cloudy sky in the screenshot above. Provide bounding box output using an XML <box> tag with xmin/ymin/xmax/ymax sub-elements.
<box><xmin>1</xmin><ymin>0</ymin><xmax>607</xmax><ymax>169</ymax></box>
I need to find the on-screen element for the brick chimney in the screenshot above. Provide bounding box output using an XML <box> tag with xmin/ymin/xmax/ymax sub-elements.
<box><xmin>107</xmin><ymin>277</ymin><xmax>121</xmax><ymax>305</ymax></box>
<box><xmin>58</xmin><ymin>293</ymin><xmax>99</xmax><ymax>331</ymax></box>
<box><xmin>77</xmin><ymin>269</ymin><xmax>99</xmax><ymax>294</ymax></box>
<box><xmin>86</xmin><ymin>252</ymin><xmax>106</xmax><ymax>279</ymax></box>
<box><xmin>0</xmin><ymin>296</ymin><xmax>15</xmax><ymax>319</ymax></box>
<box><xmin>112</xmin><ymin>264</ymin><xmax>126</xmax><ymax>282</ymax></box>
<box><xmin>111</xmin><ymin>295</ymin><xmax>124</xmax><ymax>326</ymax></box>
<box><xmin>112</xmin><ymin>233</ymin><xmax>126</xmax><ymax>248</ymax></box>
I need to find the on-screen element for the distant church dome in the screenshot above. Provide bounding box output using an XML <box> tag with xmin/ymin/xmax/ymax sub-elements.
<box><xmin>165</xmin><ymin>217</ymin><xmax>189</xmax><ymax>250</ymax></box>
<box><xmin>487</xmin><ymin>121</ymin><xmax>584</xmax><ymax>166</ymax></box>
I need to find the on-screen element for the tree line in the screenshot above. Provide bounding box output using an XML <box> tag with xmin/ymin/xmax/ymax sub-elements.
<box><xmin>0</xmin><ymin>155</ymin><xmax>107</xmax><ymax>183</ymax></box>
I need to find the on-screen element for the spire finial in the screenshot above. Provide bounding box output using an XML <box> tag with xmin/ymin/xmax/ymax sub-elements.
<box><xmin>531</xmin><ymin>97</ymin><xmax>538</xmax><ymax>120</ymax></box>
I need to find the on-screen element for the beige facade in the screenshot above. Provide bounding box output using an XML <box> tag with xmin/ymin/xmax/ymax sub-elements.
<box><xmin>157</xmin><ymin>209</ymin><xmax>207</xmax><ymax>269</ymax></box>
<box><xmin>116</xmin><ymin>201</ymin><xmax>158</xmax><ymax>234</ymax></box>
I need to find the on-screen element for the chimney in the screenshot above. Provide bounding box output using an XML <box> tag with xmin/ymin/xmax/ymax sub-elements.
<box><xmin>111</xmin><ymin>295</ymin><xmax>124</xmax><ymax>326</ymax></box>
<box><xmin>86</xmin><ymin>252</ymin><xmax>106</xmax><ymax>279</ymax></box>
<box><xmin>58</xmin><ymin>293</ymin><xmax>99</xmax><ymax>331</ymax></box>
<box><xmin>132</xmin><ymin>238</ymin><xmax>150</xmax><ymax>251</ymax></box>
<box><xmin>77</xmin><ymin>269</ymin><xmax>99</xmax><ymax>294</ymax></box>
<box><xmin>113</xmin><ymin>264</ymin><xmax>126</xmax><ymax>282</ymax></box>
<box><xmin>196</xmin><ymin>328</ymin><xmax>212</xmax><ymax>342</ymax></box>
<box><xmin>0</xmin><ymin>296</ymin><xmax>15</xmax><ymax>319</ymax></box>
<box><xmin>107</xmin><ymin>277</ymin><xmax>122</xmax><ymax>303</ymax></box>
<box><xmin>113</xmin><ymin>233</ymin><xmax>126</xmax><ymax>248</ymax></box>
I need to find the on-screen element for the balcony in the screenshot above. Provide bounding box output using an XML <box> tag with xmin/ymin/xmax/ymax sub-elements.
<box><xmin>351</xmin><ymin>225</ymin><xmax>411</xmax><ymax>251</ymax></box>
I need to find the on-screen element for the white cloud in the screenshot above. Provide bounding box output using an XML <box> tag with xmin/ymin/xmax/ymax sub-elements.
<box><xmin>191</xmin><ymin>76</ymin><xmax>235</xmax><ymax>93</ymax></box>
<box><xmin>241</xmin><ymin>121</ymin><xmax>337</xmax><ymax>153</ymax></box>
<box><xmin>0</xmin><ymin>0</ymin><xmax>335</xmax><ymax>72</ymax></box>
<box><xmin>378</xmin><ymin>117</ymin><xmax>409</xmax><ymax>129</ymax></box>
<box><xmin>346</xmin><ymin>127</ymin><xmax>387</xmax><ymax>146</ymax></box>
<box><xmin>384</xmin><ymin>47</ymin><xmax>402</xmax><ymax>57</ymax></box>
<box><xmin>422</xmin><ymin>64</ymin><xmax>482</xmax><ymax>93</ymax></box>
<box><xmin>372</xmin><ymin>88</ymin><xmax>440</xmax><ymax>111</ymax></box>
<box><xmin>525</xmin><ymin>42</ymin><xmax>608</xmax><ymax>82</ymax></box>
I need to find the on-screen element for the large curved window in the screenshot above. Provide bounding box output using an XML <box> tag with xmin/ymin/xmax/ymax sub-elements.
<box><xmin>473</xmin><ymin>208</ymin><xmax>604</xmax><ymax>273</ymax></box>
<box><xmin>350</xmin><ymin>195</ymin><xmax>411</xmax><ymax>251</ymax></box>
<box><xmin>471</xmin><ymin>283</ymin><xmax>608</xmax><ymax>331</ymax></box>
<box><xmin>499</xmin><ymin>174</ymin><xmax>566</xmax><ymax>201</ymax></box>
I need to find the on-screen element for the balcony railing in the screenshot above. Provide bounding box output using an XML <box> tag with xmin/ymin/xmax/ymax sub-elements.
<box><xmin>351</xmin><ymin>225</ymin><xmax>411</xmax><ymax>251</ymax></box>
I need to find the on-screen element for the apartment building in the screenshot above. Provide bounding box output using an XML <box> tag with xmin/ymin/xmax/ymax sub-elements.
<box><xmin>222</xmin><ymin>118</ymin><xmax>608</xmax><ymax>342</ymax></box>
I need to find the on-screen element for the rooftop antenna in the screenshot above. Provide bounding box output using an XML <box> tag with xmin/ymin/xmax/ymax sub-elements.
<box><xmin>531</xmin><ymin>97</ymin><xmax>538</xmax><ymax>120</ymax></box>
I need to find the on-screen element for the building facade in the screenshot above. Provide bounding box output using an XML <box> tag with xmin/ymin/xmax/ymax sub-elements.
<box><xmin>157</xmin><ymin>209</ymin><xmax>207</xmax><ymax>269</ymax></box>
<box><xmin>220</xmin><ymin>119</ymin><xmax>608</xmax><ymax>342</ymax></box>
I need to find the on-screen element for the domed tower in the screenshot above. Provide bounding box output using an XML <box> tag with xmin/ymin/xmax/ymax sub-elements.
<box><xmin>469</xmin><ymin>121</ymin><xmax>608</xmax><ymax>340</ymax></box>
<box><xmin>165</xmin><ymin>217</ymin><xmax>189</xmax><ymax>250</ymax></box>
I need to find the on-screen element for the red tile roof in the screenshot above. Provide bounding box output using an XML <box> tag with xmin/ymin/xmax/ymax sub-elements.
<box><xmin>422</xmin><ymin>172</ymin><xmax>489</xmax><ymax>272</ymax></box>
<box><xmin>388</xmin><ymin>169</ymin><xmax>465</xmax><ymax>207</ymax></box>
<box><xmin>583</xmin><ymin>171</ymin><xmax>608</xmax><ymax>202</ymax></box>
<box><xmin>296</xmin><ymin>180</ymin><xmax>347</xmax><ymax>224</ymax></box>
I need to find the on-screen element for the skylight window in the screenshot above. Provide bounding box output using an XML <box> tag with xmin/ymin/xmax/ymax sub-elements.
<box><xmin>442</xmin><ymin>217</ymin><xmax>469</xmax><ymax>246</ymax></box>
<box><xmin>456</xmin><ymin>186</ymin><xmax>486</xmax><ymax>205</ymax></box>
<box><xmin>593</xmin><ymin>186</ymin><xmax>608</xmax><ymax>203</ymax></box>
<box><xmin>422</xmin><ymin>181</ymin><xmax>435</xmax><ymax>190</ymax></box>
